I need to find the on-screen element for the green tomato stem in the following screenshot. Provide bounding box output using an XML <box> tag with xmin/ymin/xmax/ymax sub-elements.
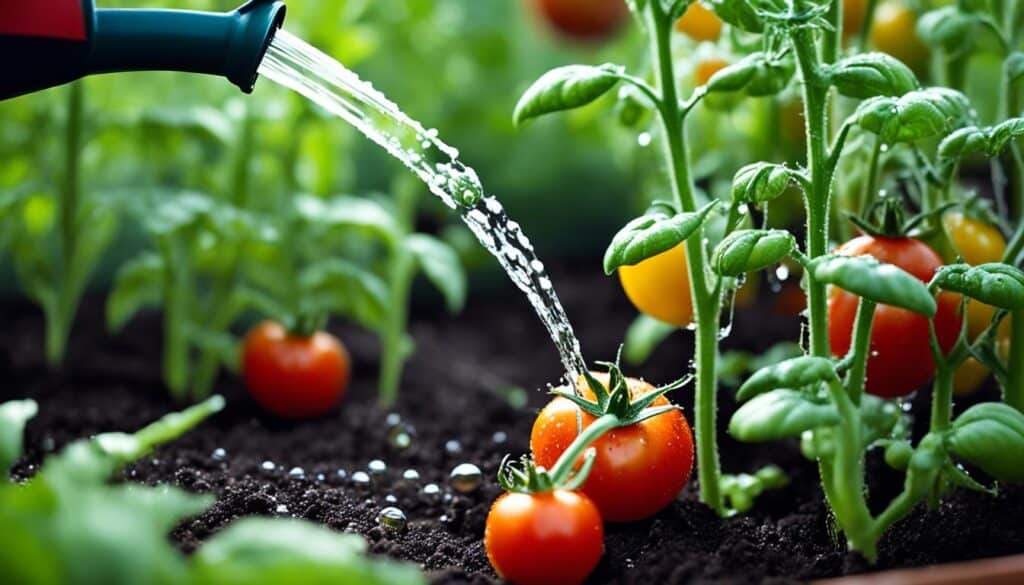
<box><xmin>822</xmin><ymin>0</ymin><xmax>842</xmax><ymax>66</ymax></box>
<box><xmin>845</xmin><ymin>299</ymin><xmax>876</xmax><ymax>405</ymax></box>
<box><xmin>379</xmin><ymin>181</ymin><xmax>420</xmax><ymax>406</ymax></box>
<box><xmin>930</xmin><ymin>363</ymin><xmax>954</xmax><ymax>431</ymax></box>
<box><xmin>160</xmin><ymin>237</ymin><xmax>192</xmax><ymax>401</ymax></box>
<box><xmin>792</xmin><ymin>27</ymin><xmax>833</xmax><ymax>360</ymax></box>
<box><xmin>547</xmin><ymin>413</ymin><xmax>620</xmax><ymax>487</ymax></box>
<box><xmin>648</xmin><ymin>1</ymin><xmax>724</xmax><ymax>516</ymax></box>
<box><xmin>825</xmin><ymin>377</ymin><xmax>876</xmax><ymax>558</ymax></box>
<box><xmin>860</xmin><ymin>135</ymin><xmax>882</xmax><ymax>218</ymax></box>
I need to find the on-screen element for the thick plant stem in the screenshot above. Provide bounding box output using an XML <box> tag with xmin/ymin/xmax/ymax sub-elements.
<box><xmin>49</xmin><ymin>81</ymin><xmax>85</xmax><ymax>366</ymax></box>
<box><xmin>379</xmin><ymin>181</ymin><xmax>420</xmax><ymax>406</ymax></box>
<box><xmin>792</xmin><ymin>29</ymin><xmax>833</xmax><ymax>359</ymax></box>
<box><xmin>825</xmin><ymin>377</ymin><xmax>876</xmax><ymax>558</ymax></box>
<box><xmin>845</xmin><ymin>299</ymin><xmax>875</xmax><ymax>405</ymax></box>
<box><xmin>931</xmin><ymin>365</ymin><xmax>954</xmax><ymax>430</ymax></box>
<box><xmin>192</xmin><ymin>106</ymin><xmax>254</xmax><ymax>399</ymax></box>
<box><xmin>647</xmin><ymin>3</ymin><xmax>724</xmax><ymax>515</ymax></box>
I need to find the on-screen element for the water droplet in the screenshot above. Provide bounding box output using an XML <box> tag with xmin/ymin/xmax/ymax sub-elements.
<box><xmin>444</xmin><ymin>440</ymin><xmax>462</xmax><ymax>455</ymax></box>
<box><xmin>352</xmin><ymin>471</ymin><xmax>371</xmax><ymax>485</ymax></box>
<box><xmin>336</xmin><ymin>468</ymin><xmax>348</xmax><ymax>480</ymax></box>
<box><xmin>449</xmin><ymin>463</ymin><xmax>483</xmax><ymax>493</ymax></box>
<box><xmin>388</xmin><ymin>425</ymin><xmax>413</xmax><ymax>450</ymax></box>
<box><xmin>492</xmin><ymin>431</ymin><xmax>508</xmax><ymax>444</ymax></box>
<box><xmin>368</xmin><ymin>460</ymin><xmax>387</xmax><ymax>475</ymax></box>
<box><xmin>316</xmin><ymin>473</ymin><xmax>326</xmax><ymax>482</ymax></box>
<box><xmin>422</xmin><ymin>483</ymin><xmax>441</xmax><ymax>498</ymax></box>
<box><xmin>775</xmin><ymin>264</ymin><xmax>790</xmax><ymax>281</ymax></box>
<box><xmin>402</xmin><ymin>469</ymin><xmax>421</xmax><ymax>481</ymax></box>
<box><xmin>385</xmin><ymin>412</ymin><xmax>402</xmax><ymax>426</ymax></box>
<box><xmin>211</xmin><ymin>448</ymin><xmax>227</xmax><ymax>461</ymax></box>
<box><xmin>378</xmin><ymin>506</ymin><xmax>408</xmax><ymax>535</ymax></box>
<box><xmin>275</xmin><ymin>504</ymin><xmax>289</xmax><ymax>514</ymax></box>
<box><xmin>261</xmin><ymin>460</ymin><xmax>276</xmax><ymax>472</ymax></box>
<box><xmin>385</xmin><ymin>494</ymin><xmax>398</xmax><ymax>504</ymax></box>
<box><xmin>288</xmin><ymin>467</ymin><xmax>306</xmax><ymax>479</ymax></box>
<box><xmin>637</xmin><ymin>132</ymin><xmax>652</xmax><ymax>147</ymax></box>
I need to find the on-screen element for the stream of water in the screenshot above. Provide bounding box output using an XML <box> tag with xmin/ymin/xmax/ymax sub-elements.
<box><xmin>258</xmin><ymin>29</ymin><xmax>586</xmax><ymax>381</ymax></box>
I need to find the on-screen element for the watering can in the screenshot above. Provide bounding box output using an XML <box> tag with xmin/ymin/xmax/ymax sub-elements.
<box><xmin>0</xmin><ymin>0</ymin><xmax>286</xmax><ymax>100</ymax></box>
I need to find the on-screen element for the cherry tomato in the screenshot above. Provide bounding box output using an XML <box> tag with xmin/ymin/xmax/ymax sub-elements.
<box><xmin>485</xmin><ymin>490</ymin><xmax>603</xmax><ymax>585</ymax></box>
<box><xmin>675</xmin><ymin>1</ymin><xmax>722</xmax><ymax>42</ymax></box>
<box><xmin>529</xmin><ymin>0</ymin><xmax>629</xmax><ymax>42</ymax></box>
<box><xmin>828</xmin><ymin>236</ymin><xmax>960</xmax><ymax>398</ymax></box>
<box><xmin>618</xmin><ymin>244</ymin><xmax>693</xmax><ymax>327</ymax></box>
<box><xmin>953</xmin><ymin>333</ymin><xmax>1010</xmax><ymax>396</ymax></box>
<box><xmin>944</xmin><ymin>212</ymin><xmax>1008</xmax><ymax>340</ymax></box>
<box><xmin>242</xmin><ymin>321</ymin><xmax>351</xmax><ymax>418</ymax></box>
<box><xmin>531</xmin><ymin>374</ymin><xmax>694</xmax><ymax>521</ymax></box>
<box><xmin>871</xmin><ymin>3</ymin><xmax>928</xmax><ymax>71</ymax></box>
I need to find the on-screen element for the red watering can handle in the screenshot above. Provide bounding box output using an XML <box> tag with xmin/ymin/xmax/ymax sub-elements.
<box><xmin>2</xmin><ymin>0</ymin><xmax>87</xmax><ymax>41</ymax></box>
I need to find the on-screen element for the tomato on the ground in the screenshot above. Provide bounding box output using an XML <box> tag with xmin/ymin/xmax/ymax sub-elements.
<box><xmin>618</xmin><ymin>244</ymin><xmax>693</xmax><ymax>327</ymax></box>
<box><xmin>529</xmin><ymin>0</ymin><xmax>629</xmax><ymax>42</ymax></box>
<box><xmin>828</xmin><ymin>236</ymin><xmax>960</xmax><ymax>398</ymax></box>
<box><xmin>485</xmin><ymin>490</ymin><xmax>604</xmax><ymax>585</ymax></box>
<box><xmin>531</xmin><ymin>374</ymin><xmax>694</xmax><ymax>521</ymax></box>
<box><xmin>675</xmin><ymin>1</ymin><xmax>722</xmax><ymax>42</ymax></box>
<box><xmin>242</xmin><ymin>321</ymin><xmax>351</xmax><ymax>418</ymax></box>
<box><xmin>871</xmin><ymin>2</ymin><xmax>928</xmax><ymax>70</ymax></box>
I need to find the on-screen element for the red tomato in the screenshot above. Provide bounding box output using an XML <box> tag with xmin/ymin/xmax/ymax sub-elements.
<box><xmin>242</xmin><ymin>321</ymin><xmax>351</xmax><ymax>418</ymax></box>
<box><xmin>485</xmin><ymin>490</ymin><xmax>604</xmax><ymax>585</ymax></box>
<box><xmin>529</xmin><ymin>0</ymin><xmax>629</xmax><ymax>42</ymax></box>
<box><xmin>531</xmin><ymin>374</ymin><xmax>694</xmax><ymax>521</ymax></box>
<box><xmin>828</xmin><ymin>236</ymin><xmax>960</xmax><ymax>398</ymax></box>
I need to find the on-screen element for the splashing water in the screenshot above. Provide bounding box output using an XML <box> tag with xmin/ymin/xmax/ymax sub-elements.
<box><xmin>258</xmin><ymin>30</ymin><xmax>586</xmax><ymax>380</ymax></box>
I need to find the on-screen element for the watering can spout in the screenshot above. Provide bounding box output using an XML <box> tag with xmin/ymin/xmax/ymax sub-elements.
<box><xmin>0</xmin><ymin>0</ymin><xmax>286</xmax><ymax>100</ymax></box>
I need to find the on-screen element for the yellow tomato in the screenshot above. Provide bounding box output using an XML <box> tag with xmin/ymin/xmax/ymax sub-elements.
<box><xmin>618</xmin><ymin>244</ymin><xmax>694</xmax><ymax>327</ymax></box>
<box><xmin>953</xmin><ymin>333</ymin><xmax>1011</xmax><ymax>396</ymax></box>
<box><xmin>675</xmin><ymin>2</ymin><xmax>722</xmax><ymax>42</ymax></box>
<box><xmin>871</xmin><ymin>3</ymin><xmax>929</xmax><ymax>71</ymax></box>
<box><xmin>944</xmin><ymin>212</ymin><xmax>1008</xmax><ymax>339</ymax></box>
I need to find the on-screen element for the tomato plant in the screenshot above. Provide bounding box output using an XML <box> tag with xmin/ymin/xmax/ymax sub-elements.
<box><xmin>531</xmin><ymin>373</ymin><xmax>693</xmax><ymax>521</ymax></box>
<box><xmin>529</xmin><ymin>0</ymin><xmax>629</xmax><ymax>42</ymax></box>
<box><xmin>241</xmin><ymin>320</ymin><xmax>351</xmax><ymax>418</ymax></box>
<box><xmin>485</xmin><ymin>490</ymin><xmax>603</xmax><ymax>585</ymax></box>
<box><xmin>828</xmin><ymin>235</ymin><xmax>960</xmax><ymax>398</ymax></box>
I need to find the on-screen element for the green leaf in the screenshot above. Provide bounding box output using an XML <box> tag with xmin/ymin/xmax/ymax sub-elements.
<box><xmin>294</xmin><ymin>194</ymin><xmax>400</xmax><ymax>245</ymax></box>
<box><xmin>705</xmin><ymin>53</ymin><xmax>794</xmax><ymax>97</ymax></box>
<box><xmin>1007</xmin><ymin>52</ymin><xmax>1024</xmax><ymax>84</ymax></box>
<box><xmin>623</xmin><ymin>314</ymin><xmax>676</xmax><ymax>366</ymax></box>
<box><xmin>0</xmin><ymin>399</ymin><xmax>38</xmax><ymax>477</ymax></box>
<box><xmin>946</xmin><ymin>403</ymin><xmax>1024</xmax><ymax>482</ymax></box>
<box><xmin>932</xmin><ymin>263</ymin><xmax>1024</xmax><ymax>310</ymax></box>
<box><xmin>706</xmin><ymin>0</ymin><xmax>764</xmax><ymax>32</ymax></box>
<box><xmin>917</xmin><ymin>7</ymin><xmax>981</xmax><ymax>53</ymax></box>
<box><xmin>193</xmin><ymin>518</ymin><xmax>425</xmax><ymax>585</ymax></box>
<box><xmin>989</xmin><ymin>118</ymin><xmax>1024</xmax><ymax>154</ymax></box>
<box><xmin>938</xmin><ymin>126</ymin><xmax>992</xmax><ymax>160</ymax></box>
<box><xmin>712</xmin><ymin>229</ymin><xmax>795</xmax><ymax>277</ymax></box>
<box><xmin>729</xmin><ymin>389</ymin><xmax>839</xmax><ymax>442</ymax></box>
<box><xmin>300</xmin><ymin>259</ymin><xmax>389</xmax><ymax>331</ymax></box>
<box><xmin>106</xmin><ymin>253</ymin><xmax>164</xmax><ymax>332</ymax></box>
<box><xmin>808</xmin><ymin>254</ymin><xmax>937</xmax><ymax>317</ymax></box>
<box><xmin>731</xmin><ymin>162</ymin><xmax>794</xmax><ymax>204</ymax></box>
<box><xmin>144</xmin><ymin>191</ymin><xmax>215</xmax><ymax>236</ymax></box>
<box><xmin>513</xmin><ymin>64</ymin><xmax>624</xmax><ymax>126</ymax></box>
<box><xmin>405</xmin><ymin>233</ymin><xmax>466</xmax><ymax>313</ymax></box>
<box><xmin>737</xmin><ymin>355</ymin><xmax>838</xmax><ymax>402</ymax></box>
<box><xmin>855</xmin><ymin>88</ymin><xmax>972</xmax><ymax>144</ymax></box>
<box><xmin>828</xmin><ymin>53</ymin><xmax>919</xmax><ymax>99</ymax></box>
<box><xmin>603</xmin><ymin>200</ymin><xmax>718</xmax><ymax>274</ymax></box>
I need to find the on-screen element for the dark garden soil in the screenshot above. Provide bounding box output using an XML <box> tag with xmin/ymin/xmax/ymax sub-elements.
<box><xmin>4</xmin><ymin>265</ymin><xmax>1024</xmax><ymax>584</ymax></box>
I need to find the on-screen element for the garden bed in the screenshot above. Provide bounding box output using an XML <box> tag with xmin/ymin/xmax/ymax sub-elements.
<box><xmin>4</xmin><ymin>266</ymin><xmax>1024</xmax><ymax>584</ymax></box>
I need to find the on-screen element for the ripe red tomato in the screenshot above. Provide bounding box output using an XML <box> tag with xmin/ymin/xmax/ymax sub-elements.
<box><xmin>529</xmin><ymin>0</ymin><xmax>629</xmax><ymax>42</ymax></box>
<box><xmin>242</xmin><ymin>321</ymin><xmax>351</xmax><ymax>418</ymax></box>
<box><xmin>485</xmin><ymin>490</ymin><xmax>604</xmax><ymax>585</ymax></box>
<box><xmin>828</xmin><ymin>236</ymin><xmax>960</xmax><ymax>398</ymax></box>
<box><xmin>531</xmin><ymin>374</ymin><xmax>694</xmax><ymax>521</ymax></box>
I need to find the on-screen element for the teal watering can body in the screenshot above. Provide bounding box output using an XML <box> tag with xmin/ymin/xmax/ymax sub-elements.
<box><xmin>0</xmin><ymin>0</ymin><xmax>286</xmax><ymax>100</ymax></box>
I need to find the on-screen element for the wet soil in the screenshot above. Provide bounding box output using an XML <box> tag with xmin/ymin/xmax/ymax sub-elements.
<box><xmin>3</xmin><ymin>267</ymin><xmax>1023</xmax><ymax>584</ymax></box>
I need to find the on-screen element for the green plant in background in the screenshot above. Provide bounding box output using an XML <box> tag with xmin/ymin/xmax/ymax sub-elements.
<box><xmin>0</xmin><ymin>82</ymin><xmax>117</xmax><ymax>366</ymax></box>
<box><xmin>0</xmin><ymin>397</ymin><xmax>424</xmax><ymax>585</ymax></box>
